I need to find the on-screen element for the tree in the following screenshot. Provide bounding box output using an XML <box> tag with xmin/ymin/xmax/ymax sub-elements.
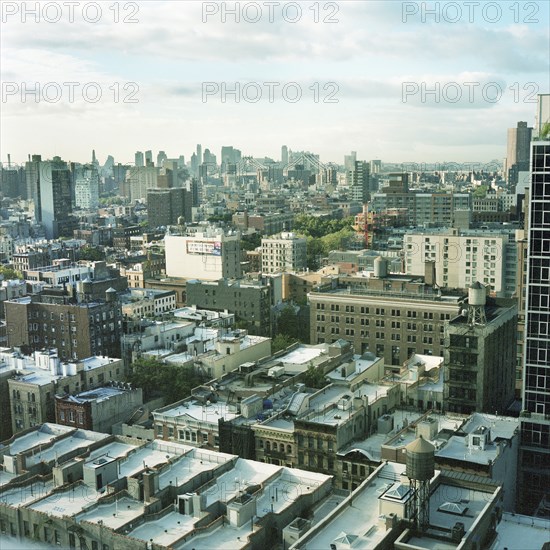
<box><xmin>128</xmin><ymin>357</ymin><xmax>207</xmax><ymax>403</ymax></box>
<box><xmin>272</xmin><ymin>334</ymin><xmax>298</xmax><ymax>354</ymax></box>
<box><xmin>302</xmin><ymin>363</ymin><xmax>328</xmax><ymax>389</ymax></box>
<box><xmin>0</xmin><ymin>266</ymin><xmax>22</xmax><ymax>280</ymax></box>
<box><xmin>79</xmin><ymin>246</ymin><xmax>105</xmax><ymax>262</ymax></box>
<box><xmin>276</xmin><ymin>305</ymin><xmax>300</xmax><ymax>338</ymax></box>
<box><xmin>241</xmin><ymin>232</ymin><xmax>262</xmax><ymax>251</ymax></box>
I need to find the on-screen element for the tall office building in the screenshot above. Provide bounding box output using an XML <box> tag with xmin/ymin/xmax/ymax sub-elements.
<box><xmin>147</xmin><ymin>187</ymin><xmax>192</xmax><ymax>229</ymax></box>
<box><xmin>344</xmin><ymin>151</ymin><xmax>357</xmax><ymax>173</ymax></box>
<box><xmin>506</xmin><ymin>122</ymin><xmax>533</xmax><ymax>188</ymax></box>
<box><xmin>25</xmin><ymin>154</ymin><xmax>41</xmax><ymax>204</ymax></box>
<box><xmin>145</xmin><ymin>150</ymin><xmax>153</xmax><ymax>165</ymax></box>
<box><xmin>517</xmin><ymin>136</ymin><xmax>550</xmax><ymax>515</ymax></box>
<box><xmin>37</xmin><ymin>157</ymin><xmax>73</xmax><ymax>239</ymax></box>
<box><xmin>135</xmin><ymin>151</ymin><xmax>144</xmax><ymax>167</ymax></box>
<box><xmin>348</xmin><ymin>160</ymin><xmax>371</xmax><ymax>203</ymax></box>
<box><xmin>281</xmin><ymin>145</ymin><xmax>289</xmax><ymax>166</ymax></box>
<box><xmin>157</xmin><ymin>150</ymin><xmax>167</xmax><ymax>167</ymax></box>
<box><xmin>196</xmin><ymin>144</ymin><xmax>203</xmax><ymax>165</ymax></box>
<box><xmin>75</xmin><ymin>165</ymin><xmax>100</xmax><ymax>210</ymax></box>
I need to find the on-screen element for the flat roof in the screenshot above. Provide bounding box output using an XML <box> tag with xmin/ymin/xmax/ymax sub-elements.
<box><xmin>302</xmin><ymin>462</ymin><xmax>406</xmax><ymax>550</ymax></box>
<box><xmin>279</xmin><ymin>346</ymin><xmax>324</xmax><ymax>366</ymax></box>
<box><xmin>158</xmin><ymin>448</ymin><xmax>233</xmax><ymax>490</ymax></box>
<box><xmin>75</xmin><ymin>495</ymin><xmax>145</xmax><ymax>530</ymax></box>
<box><xmin>155</xmin><ymin>399</ymin><xmax>239</xmax><ymax>423</ymax></box>
<box><xmin>3</xmin><ymin>424</ymin><xmax>73</xmax><ymax>458</ymax></box>
<box><xmin>28</xmin><ymin>482</ymin><xmax>101</xmax><ymax>518</ymax></box>
<box><xmin>25</xmin><ymin>430</ymin><xmax>109</xmax><ymax>467</ymax></box>
<box><xmin>490</xmin><ymin>512</ymin><xmax>550</xmax><ymax>550</ymax></box>
<box><xmin>0</xmin><ymin>479</ymin><xmax>54</xmax><ymax>507</ymax></box>
<box><xmin>65</xmin><ymin>386</ymin><xmax>130</xmax><ymax>403</ymax></box>
<box><xmin>128</xmin><ymin>510</ymin><xmax>197</xmax><ymax>547</ymax></box>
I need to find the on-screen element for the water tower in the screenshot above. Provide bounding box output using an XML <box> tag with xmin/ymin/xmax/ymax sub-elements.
<box><xmin>467</xmin><ymin>281</ymin><xmax>487</xmax><ymax>326</ymax></box>
<box><xmin>405</xmin><ymin>435</ymin><xmax>435</xmax><ymax>532</ymax></box>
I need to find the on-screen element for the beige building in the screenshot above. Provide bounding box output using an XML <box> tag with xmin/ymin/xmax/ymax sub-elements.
<box><xmin>404</xmin><ymin>229</ymin><xmax>517</xmax><ymax>297</ymax></box>
<box><xmin>261</xmin><ymin>232</ymin><xmax>307</xmax><ymax>274</ymax></box>
<box><xmin>309</xmin><ymin>269</ymin><xmax>462</xmax><ymax>366</ymax></box>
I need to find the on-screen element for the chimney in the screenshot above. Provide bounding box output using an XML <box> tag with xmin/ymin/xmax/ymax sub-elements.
<box><xmin>424</xmin><ymin>261</ymin><xmax>436</xmax><ymax>286</ymax></box>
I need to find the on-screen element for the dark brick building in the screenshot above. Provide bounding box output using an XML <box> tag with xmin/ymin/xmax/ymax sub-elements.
<box><xmin>4</xmin><ymin>288</ymin><xmax>123</xmax><ymax>360</ymax></box>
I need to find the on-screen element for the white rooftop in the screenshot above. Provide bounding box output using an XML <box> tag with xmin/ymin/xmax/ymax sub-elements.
<box><xmin>155</xmin><ymin>399</ymin><xmax>239</xmax><ymax>424</ymax></box>
<box><xmin>299</xmin><ymin>462</ymin><xmax>406</xmax><ymax>550</ymax></box>
<box><xmin>2</xmin><ymin>424</ymin><xmax>73</xmax><ymax>458</ymax></box>
<box><xmin>0</xmin><ymin>479</ymin><xmax>54</xmax><ymax>507</ymax></box>
<box><xmin>490</xmin><ymin>512</ymin><xmax>550</xmax><ymax>550</ymax></box>
<box><xmin>25</xmin><ymin>430</ymin><xmax>109</xmax><ymax>467</ymax></box>
<box><xmin>278</xmin><ymin>345</ymin><xmax>324</xmax><ymax>366</ymax></box>
<box><xmin>75</xmin><ymin>495</ymin><xmax>145</xmax><ymax>530</ymax></box>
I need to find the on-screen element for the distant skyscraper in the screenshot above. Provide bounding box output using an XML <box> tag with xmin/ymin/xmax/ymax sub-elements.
<box><xmin>147</xmin><ymin>187</ymin><xmax>191</xmax><ymax>228</ymax></box>
<box><xmin>75</xmin><ymin>165</ymin><xmax>100</xmax><ymax>211</ymax></box>
<box><xmin>348</xmin><ymin>160</ymin><xmax>371</xmax><ymax>203</ymax></box>
<box><xmin>191</xmin><ymin>152</ymin><xmax>198</xmax><ymax>176</ymax></box>
<box><xmin>135</xmin><ymin>151</ymin><xmax>144</xmax><ymax>167</ymax></box>
<box><xmin>203</xmin><ymin>148</ymin><xmax>216</xmax><ymax>166</ymax></box>
<box><xmin>517</xmin><ymin>135</ymin><xmax>550</xmax><ymax>515</ymax></box>
<box><xmin>25</xmin><ymin>154</ymin><xmax>41</xmax><ymax>205</ymax></box>
<box><xmin>196</xmin><ymin>144</ymin><xmax>202</xmax><ymax>165</ymax></box>
<box><xmin>344</xmin><ymin>151</ymin><xmax>357</xmax><ymax>170</ymax></box>
<box><xmin>145</xmin><ymin>150</ymin><xmax>153</xmax><ymax>165</ymax></box>
<box><xmin>157</xmin><ymin>150</ymin><xmax>167</xmax><ymax>167</ymax></box>
<box><xmin>506</xmin><ymin>122</ymin><xmax>532</xmax><ymax>188</ymax></box>
<box><xmin>37</xmin><ymin>157</ymin><xmax>73</xmax><ymax>239</ymax></box>
<box><xmin>281</xmin><ymin>145</ymin><xmax>289</xmax><ymax>166</ymax></box>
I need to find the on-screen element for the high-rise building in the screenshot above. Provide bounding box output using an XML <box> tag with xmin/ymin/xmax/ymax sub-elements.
<box><xmin>506</xmin><ymin>121</ymin><xmax>533</xmax><ymax>188</ymax></box>
<box><xmin>281</xmin><ymin>145</ymin><xmax>289</xmax><ymax>166</ymax></box>
<box><xmin>25</xmin><ymin>154</ymin><xmax>41</xmax><ymax>204</ymax></box>
<box><xmin>157</xmin><ymin>150</ymin><xmax>167</xmax><ymax>167</ymax></box>
<box><xmin>348</xmin><ymin>160</ymin><xmax>371</xmax><ymax>203</ymax></box>
<box><xmin>145</xmin><ymin>150</ymin><xmax>153</xmax><ymax>165</ymax></box>
<box><xmin>517</xmin><ymin>136</ymin><xmax>550</xmax><ymax>515</ymax></box>
<box><xmin>203</xmin><ymin>148</ymin><xmax>216</xmax><ymax>166</ymax></box>
<box><xmin>37</xmin><ymin>157</ymin><xmax>74</xmax><ymax>239</ymax></box>
<box><xmin>344</xmin><ymin>151</ymin><xmax>357</xmax><ymax>173</ymax></box>
<box><xmin>124</xmin><ymin>165</ymin><xmax>158</xmax><ymax>201</ymax></box>
<box><xmin>196</xmin><ymin>144</ymin><xmax>202</xmax><ymax>165</ymax></box>
<box><xmin>75</xmin><ymin>165</ymin><xmax>100</xmax><ymax>211</ymax></box>
<box><xmin>135</xmin><ymin>151</ymin><xmax>144</xmax><ymax>167</ymax></box>
<box><xmin>147</xmin><ymin>187</ymin><xmax>191</xmax><ymax>228</ymax></box>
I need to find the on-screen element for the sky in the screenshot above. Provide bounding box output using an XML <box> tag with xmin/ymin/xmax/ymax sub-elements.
<box><xmin>1</xmin><ymin>0</ymin><xmax>549</xmax><ymax>167</ymax></box>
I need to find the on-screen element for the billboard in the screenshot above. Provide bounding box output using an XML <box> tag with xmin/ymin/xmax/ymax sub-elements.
<box><xmin>186</xmin><ymin>240</ymin><xmax>222</xmax><ymax>256</ymax></box>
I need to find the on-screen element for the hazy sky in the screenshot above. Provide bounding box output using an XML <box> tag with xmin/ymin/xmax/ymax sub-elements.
<box><xmin>1</xmin><ymin>0</ymin><xmax>548</xmax><ymax>166</ymax></box>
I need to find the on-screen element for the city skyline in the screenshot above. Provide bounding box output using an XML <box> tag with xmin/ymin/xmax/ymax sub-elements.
<box><xmin>1</xmin><ymin>1</ymin><xmax>549</xmax><ymax>163</ymax></box>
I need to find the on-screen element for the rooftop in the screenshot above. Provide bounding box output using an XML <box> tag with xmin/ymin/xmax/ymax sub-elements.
<box><xmin>2</xmin><ymin>423</ymin><xmax>73</xmax><ymax>458</ymax></box>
